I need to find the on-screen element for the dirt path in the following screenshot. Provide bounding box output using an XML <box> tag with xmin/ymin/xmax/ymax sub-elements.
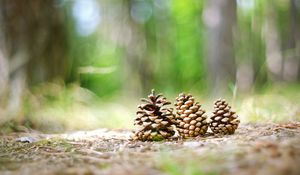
<box><xmin>1</xmin><ymin>122</ymin><xmax>300</xmax><ymax>175</ymax></box>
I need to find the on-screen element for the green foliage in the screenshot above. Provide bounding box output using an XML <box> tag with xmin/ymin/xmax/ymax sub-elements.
<box><xmin>168</xmin><ymin>0</ymin><xmax>206</xmax><ymax>90</ymax></box>
<box><xmin>65</xmin><ymin>0</ymin><xmax>209</xmax><ymax>96</ymax></box>
<box><xmin>2</xmin><ymin>0</ymin><xmax>298</xmax><ymax>132</ymax></box>
<box><xmin>61</xmin><ymin>0</ymin><xmax>298</xmax><ymax>97</ymax></box>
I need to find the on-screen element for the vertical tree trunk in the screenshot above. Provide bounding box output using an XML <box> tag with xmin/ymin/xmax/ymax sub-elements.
<box><xmin>127</xmin><ymin>0</ymin><xmax>154</xmax><ymax>96</ymax></box>
<box><xmin>0</xmin><ymin>0</ymin><xmax>69</xmax><ymax>123</ymax></box>
<box><xmin>281</xmin><ymin>0</ymin><xmax>300</xmax><ymax>82</ymax></box>
<box><xmin>264</xmin><ymin>3</ymin><xmax>285</xmax><ymax>82</ymax></box>
<box><xmin>288</xmin><ymin>0</ymin><xmax>300</xmax><ymax>81</ymax></box>
<box><xmin>113</xmin><ymin>0</ymin><xmax>153</xmax><ymax>97</ymax></box>
<box><xmin>203</xmin><ymin>0</ymin><xmax>237</xmax><ymax>95</ymax></box>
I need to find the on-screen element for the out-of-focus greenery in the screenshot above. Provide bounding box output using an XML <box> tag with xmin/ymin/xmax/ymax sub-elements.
<box><xmin>64</xmin><ymin>0</ymin><xmax>299</xmax><ymax>96</ymax></box>
<box><xmin>10</xmin><ymin>83</ymin><xmax>296</xmax><ymax>133</ymax></box>
<box><xmin>237</xmin><ymin>84</ymin><xmax>300</xmax><ymax>122</ymax></box>
<box><xmin>0</xmin><ymin>0</ymin><xmax>299</xmax><ymax>131</ymax></box>
<box><xmin>21</xmin><ymin>82</ymin><xmax>135</xmax><ymax>132</ymax></box>
<box><xmin>66</xmin><ymin>0</ymin><xmax>209</xmax><ymax>96</ymax></box>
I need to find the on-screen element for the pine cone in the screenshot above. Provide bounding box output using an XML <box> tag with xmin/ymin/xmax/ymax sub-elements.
<box><xmin>175</xmin><ymin>93</ymin><xmax>208</xmax><ymax>138</ymax></box>
<box><xmin>132</xmin><ymin>89</ymin><xmax>176</xmax><ymax>141</ymax></box>
<box><xmin>209</xmin><ymin>99</ymin><xmax>240</xmax><ymax>135</ymax></box>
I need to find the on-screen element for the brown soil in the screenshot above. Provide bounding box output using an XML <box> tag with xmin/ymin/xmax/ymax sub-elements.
<box><xmin>1</xmin><ymin>122</ymin><xmax>300</xmax><ymax>175</ymax></box>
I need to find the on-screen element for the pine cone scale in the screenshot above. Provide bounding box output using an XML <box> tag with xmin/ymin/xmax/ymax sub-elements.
<box><xmin>132</xmin><ymin>89</ymin><xmax>176</xmax><ymax>141</ymax></box>
<box><xmin>209</xmin><ymin>99</ymin><xmax>240</xmax><ymax>135</ymax></box>
<box><xmin>174</xmin><ymin>93</ymin><xmax>208</xmax><ymax>138</ymax></box>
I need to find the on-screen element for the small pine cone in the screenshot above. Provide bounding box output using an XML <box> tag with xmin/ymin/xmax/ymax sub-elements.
<box><xmin>175</xmin><ymin>93</ymin><xmax>208</xmax><ymax>138</ymax></box>
<box><xmin>209</xmin><ymin>99</ymin><xmax>240</xmax><ymax>135</ymax></box>
<box><xmin>132</xmin><ymin>89</ymin><xmax>176</xmax><ymax>141</ymax></box>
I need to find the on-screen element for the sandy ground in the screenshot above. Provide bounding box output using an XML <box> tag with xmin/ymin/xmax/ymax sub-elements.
<box><xmin>1</xmin><ymin>122</ymin><xmax>300</xmax><ymax>175</ymax></box>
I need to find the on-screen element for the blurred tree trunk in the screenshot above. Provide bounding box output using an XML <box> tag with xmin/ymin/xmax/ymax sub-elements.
<box><xmin>288</xmin><ymin>0</ymin><xmax>300</xmax><ymax>81</ymax></box>
<box><xmin>203</xmin><ymin>0</ymin><xmax>237</xmax><ymax>95</ymax></box>
<box><xmin>123</xmin><ymin>18</ymin><xmax>148</xmax><ymax>96</ymax></box>
<box><xmin>125</xmin><ymin>0</ymin><xmax>154</xmax><ymax>96</ymax></box>
<box><xmin>108</xmin><ymin>0</ymin><xmax>152</xmax><ymax>97</ymax></box>
<box><xmin>264</xmin><ymin>4</ymin><xmax>284</xmax><ymax>81</ymax></box>
<box><xmin>264</xmin><ymin>0</ymin><xmax>300</xmax><ymax>82</ymax></box>
<box><xmin>0</xmin><ymin>0</ymin><xmax>69</xmax><ymax>123</ymax></box>
<box><xmin>283</xmin><ymin>0</ymin><xmax>300</xmax><ymax>81</ymax></box>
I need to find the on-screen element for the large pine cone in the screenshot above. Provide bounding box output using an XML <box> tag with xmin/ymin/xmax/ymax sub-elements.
<box><xmin>132</xmin><ymin>89</ymin><xmax>176</xmax><ymax>141</ymax></box>
<box><xmin>175</xmin><ymin>93</ymin><xmax>208</xmax><ymax>138</ymax></box>
<box><xmin>209</xmin><ymin>99</ymin><xmax>240</xmax><ymax>135</ymax></box>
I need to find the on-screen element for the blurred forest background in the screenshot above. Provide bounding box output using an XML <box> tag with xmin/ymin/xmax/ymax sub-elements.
<box><xmin>0</xmin><ymin>0</ymin><xmax>299</xmax><ymax>132</ymax></box>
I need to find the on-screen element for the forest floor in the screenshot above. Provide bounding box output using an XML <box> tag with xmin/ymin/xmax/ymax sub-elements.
<box><xmin>1</xmin><ymin>122</ymin><xmax>300</xmax><ymax>175</ymax></box>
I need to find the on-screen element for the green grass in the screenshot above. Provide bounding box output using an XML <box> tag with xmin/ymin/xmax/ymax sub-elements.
<box><xmin>21</xmin><ymin>82</ymin><xmax>136</xmax><ymax>132</ymax></box>
<box><xmin>236</xmin><ymin>84</ymin><xmax>300</xmax><ymax>122</ymax></box>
